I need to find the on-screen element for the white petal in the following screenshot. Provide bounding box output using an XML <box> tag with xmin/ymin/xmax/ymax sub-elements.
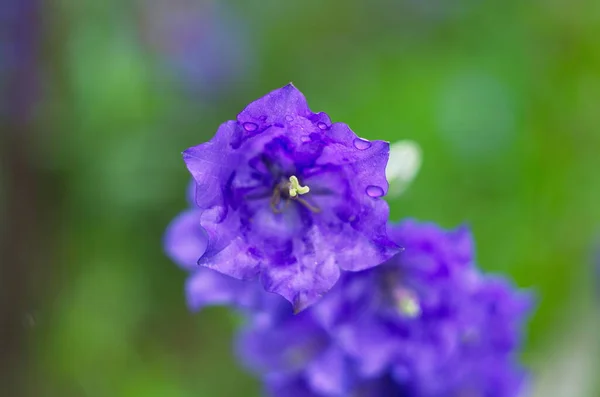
<box><xmin>385</xmin><ymin>140</ymin><xmax>422</xmax><ymax>197</ymax></box>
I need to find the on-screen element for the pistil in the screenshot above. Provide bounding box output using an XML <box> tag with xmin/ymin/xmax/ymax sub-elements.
<box><xmin>288</xmin><ymin>175</ymin><xmax>310</xmax><ymax>197</ymax></box>
<box><xmin>270</xmin><ymin>175</ymin><xmax>320</xmax><ymax>214</ymax></box>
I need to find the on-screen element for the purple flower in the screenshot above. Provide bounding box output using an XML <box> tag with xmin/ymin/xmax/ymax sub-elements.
<box><xmin>182</xmin><ymin>84</ymin><xmax>399</xmax><ymax>311</ymax></box>
<box><xmin>237</xmin><ymin>219</ymin><xmax>532</xmax><ymax>397</ymax></box>
<box><xmin>0</xmin><ymin>0</ymin><xmax>40</xmax><ymax>122</ymax></box>
<box><xmin>237</xmin><ymin>308</ymin><xmax>357</xmax><ymax>396</ymax></box>
<box><xmin>137</xmin><ymin>0</ymin><xmax>253</xmax><ymax>97</ymax></box>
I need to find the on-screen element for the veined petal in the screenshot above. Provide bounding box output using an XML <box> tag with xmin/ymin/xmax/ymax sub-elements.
<box><xmin>260</xmin><ymin>227</ymin><xmax>341</xmax><ymax>313</ymax></box>
<box><xmin>198</xmin><ymin>207</ymin><xmax>260</xmax><ymax>280</ymax></box>
<box><xmin>237</xmin><ymin>83</ymin><xmax>312</xmax><ymax>127</ymax></box>
<box><xmin>183</xmin><ymin>120</ymin><xmax>243</xmax><ymax>211</ymax></box>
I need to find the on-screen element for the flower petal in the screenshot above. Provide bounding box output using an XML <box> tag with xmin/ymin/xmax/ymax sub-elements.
<box><xmin>236</xmin><ymin>313</ymin><xmax>328</xmax><ymax>375</ymax></box>
<box><xmin>185</xmin><ymin>268</ymin><xmax>247</xmax><ymax>311</ymax></box>
<box><xmin>182</xmin><ymin>120</ymin><xmax>243</xmax><ymax>211</ymax></box>
<box><xmin>265</xmin><ymin>375</ymin><xmax>320</xmax><ymax>397</ymax></box>
<box><xmin>237</xmin><ymin>83</ymin><xmax>312</xmax><ymax>127</ymax></box>
<box><xmin>198</xmin><ymin>207</ymin><xmax>261</xmax><ymax>280</ymax></box>
<box><xmin>260</xmin><ymin>227</ymin><xmax>341</xmax><ymax>313</ymax></box>
<box><xmin>186</xmin><ymin>179</ymin><xmax>197</xmax><ymax>206</ymax></box>
<box><xmin>163</xmin><ymin>209</ymin><xmax>207</xmax><ymax>271</ymax></box>
<box><xmin>305</xmin><ymin>346</ymin><xmax>351</xmax><ymax>396</ymax></box>
<box><xmin>311</xmin><ymin>124</ymin><xmax>401</xmax><ymax>270</ymax></box>
<box><xmin>336</xmin><ymin>318</ymin><xmax>400</xmax><ymax>378</ymax></box>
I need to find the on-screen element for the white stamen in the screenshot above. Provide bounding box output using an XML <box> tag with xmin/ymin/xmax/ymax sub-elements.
<box><xmin>288</xmin><ymin>175</ymin><xmax>310</xmax><ymax>197</ymax></box>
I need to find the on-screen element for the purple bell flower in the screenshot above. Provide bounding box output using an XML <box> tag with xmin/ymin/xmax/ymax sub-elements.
<box><xmin>181</xmin><ymin>84</ymin><xmax>400</xmax><ymax>311</ymax></box>
<box><xmin>237</xmin><ymin>220</ymin><xmax>532</xmax><ymax>397</ymax></box>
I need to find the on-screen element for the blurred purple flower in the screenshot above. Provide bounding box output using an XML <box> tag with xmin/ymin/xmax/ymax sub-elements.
<box><xmin>137</xmin><ymin>0</ymin><xmax>253</xmax><ymax>96</ymax></box>
<box><xmin>0</xmin><ymin>0</ymin><xmax>39</xmax><ymax>122</ymax></box>
<box><xmin>264</xmin><ymin>373</ymin><xmax>409</xmax><ymax>397</ymax></box>
<box><xmin>237</xmin><ymin>220</ymin><xmax>532</xmax><ymax>397</ymax></box>
<box><xmin>180</xmin><ymin>84</ymin><xmax>399</xmax><ymax>311</ymax></box>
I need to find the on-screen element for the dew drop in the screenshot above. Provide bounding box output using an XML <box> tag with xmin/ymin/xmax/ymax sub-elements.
<box><xmin>300</xmin><ymin>136</ymin><xmax>311</xmax><ymax>143</ymax></box>
<box><xmin>243</xmin><ymin>122</ymin><xmax>258</xmax><ymax>132</ymax></box>
<box><xmin>317</xmin><ymin>122</ymin><xmax>329</xmax><ymax>130</ymax></box>
<box><xmin>366</xmin><ymin>185</ymin><xmax>384</xmax><ymax>198</ymax></box>
<box><xmin>353</xmin><ymin>138</ymin><xmax>371</xmax><ymax>150</ymax></box>
<box><xmin>285</xmin><ymin>115</ymin><xmax>294</xmax><ymax>122</ymax></box>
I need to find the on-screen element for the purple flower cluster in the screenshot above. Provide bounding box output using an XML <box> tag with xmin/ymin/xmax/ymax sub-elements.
<box><xmin>164</xmin><ymin>85</ymin><xmax>532</xmax><ymax>396</ymax></box>
<box><xmin>166</xmin><ymin>214</ymin><xmax>531</xmax><ymax>396</ymax></box>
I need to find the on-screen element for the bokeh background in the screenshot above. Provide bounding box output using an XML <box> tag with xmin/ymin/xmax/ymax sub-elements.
<box><xmin>1</xmin><ymin>0</ymin><xmax>599</xmax><ymax>396</ymax></box>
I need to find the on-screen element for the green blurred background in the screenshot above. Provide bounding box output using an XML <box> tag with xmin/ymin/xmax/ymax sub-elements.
<box><xmin>1</xmin><ymin>0</ymin><xmax>599</xmax><ymax>396</ymax></box>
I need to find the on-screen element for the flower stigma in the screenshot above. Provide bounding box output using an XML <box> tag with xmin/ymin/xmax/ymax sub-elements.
<box><xmin>270</xmin><ymin>175</ymin><xmax>319</xmax><ymax>214</ymax></box>
<box><xmin>288</xmin><ymin>175</ymin><xmax>310</xmax><ymax>197</ymax></box>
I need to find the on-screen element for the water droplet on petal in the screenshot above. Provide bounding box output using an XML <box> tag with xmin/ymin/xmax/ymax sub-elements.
<box><xmin>353</xmin><ymin>138</ymin><xmax>371</xmax><ymax>150</ymax></box>
<box><xmin>285</xmin><ymin>115</ymin><xmax>294</xmax><ymax>122</ymax></box>
<box><xmin>243</xmin><ymin>122</ymin><xmax>258</xmax><ymax>132</ymax></box>
<box><xmin>366</xmin><ymin>185</ymin><xmax>384</xmax><ymax>197</ymax></box>
<box><xmin>317</xmin><ymin>122</ymin><xmax>329</xmax><ymax>130</ymax></box>
<box><xmin>300</xmin><ymin>136</ymin><xmax>311</xmax><ymax>143</ymax></box>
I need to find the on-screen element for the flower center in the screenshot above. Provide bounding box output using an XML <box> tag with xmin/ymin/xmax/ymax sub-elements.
<box><xmin>270</xmin><ymin>175</ymin><xmax>320</xmax><ymax>214</ymax></box>
<box><xmin>393</xmin><ymin>287</ymin><xmax>421</xmax><ymax>318</ymax></box>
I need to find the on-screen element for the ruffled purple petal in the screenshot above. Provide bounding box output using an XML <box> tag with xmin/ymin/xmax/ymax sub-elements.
<box><xmin>163</xmin><ymin>209</ymin><xmax>207</xmax><ymax>271</ymax></box>
<box><xmin>197</xmin><ymin>207</ymin><xmax>261</xmax><ymax>280</ymax></box>
<box><xmin>318</xmin><ymin>123</ymin><xmax>390</xmax><ymax>197</ymax></box>
<box><xmin>311</xmin><ymin>124</ymin><xmax>400</xmax><ymax>271</ymax></box>
<box><xmin>237</xmin><ymin>84</ymin><xmax>312</xmax><ymax>128</ymax></box>
<box><xmin>185</xmin><ymin>269</ymin><xmax>291</xmax><ymax>318</ymax></box>
<box><xmin>260</xmin><ymin>227</ymin><xmax>341</xmax><ymax>313</ymax></box>
<box><xmin>183</xmin><ymin>120</ymin><xmax>243</xmax><ymax>212</ymax></box>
